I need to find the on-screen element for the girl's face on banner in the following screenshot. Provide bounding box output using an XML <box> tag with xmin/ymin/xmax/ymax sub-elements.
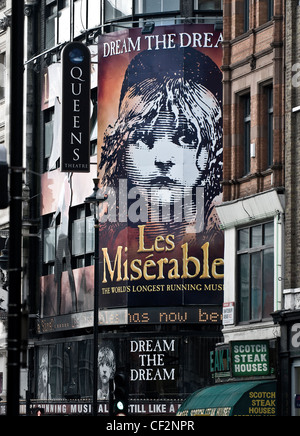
<box><xmin>99</xmin><ymin>361</ymin><xmax>112</xmax><ymax>386</ymax></box>
<box><xmin>125</xmin><ymin>109</ymin><xmax>208</xmax><ymax>200</ymax></box>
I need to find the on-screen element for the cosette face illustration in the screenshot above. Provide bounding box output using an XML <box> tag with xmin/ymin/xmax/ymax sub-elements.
<box><xmin>125</xmin><ymin>93</ymin><xmax>219</xmax><ymax>203</ymax></box>
<box><xmin>100</xmin><ymin>45</ymin><xmax>223</xmax><ymax>208</ymax></box>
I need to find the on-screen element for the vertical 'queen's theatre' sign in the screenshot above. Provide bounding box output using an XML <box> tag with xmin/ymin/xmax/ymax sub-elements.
<box><xmin>62</xmin><ymin>42</ymin><xmax>91</xmax><ymax>173</ymax></box>
<box><xmin>97</xmin><ymin>25</ymin><xmax>224</xmax><ymax>309</ymax></box>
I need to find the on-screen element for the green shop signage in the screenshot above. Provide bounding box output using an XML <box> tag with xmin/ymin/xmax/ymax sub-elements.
<box><xmin>231</xmin><ymin>341</ymin><xmax>270</xmax><ymax>377</ymax></box>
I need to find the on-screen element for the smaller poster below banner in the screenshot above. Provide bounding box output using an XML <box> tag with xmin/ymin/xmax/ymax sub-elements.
<box><xmin>129</xmin><ymin>337</ymin><xmax>179</xmax><ymax>396</ymax></box>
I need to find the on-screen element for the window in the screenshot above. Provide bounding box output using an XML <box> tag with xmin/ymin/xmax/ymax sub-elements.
<box><xmin>237</xmin><ymin>222</ymin><xmax>274</xmax><ymax>323</ymax></box>
<box><xmin>44</xmin><ymin>109</ymin><xmax>54</xmax><ymax>170</ymax></box>
<box><xmin>74</xmin><ymin>0</ymin><xmax>87</xmax><ymax>38</ymax></box>
<box><xmin>266</xmin><ymin>86</ymin><xmax>273</xmax><ymax>167</ymax></box>
<box><xmin>194</xmin><ymin>0</ymin><xmax>223</xmax><ymax>10</ymax></box>
<box><xmin>71</xmin><ymin>206</ymin><xmax>95</xmax><ymax>268</ymax></box>
<box><xmin>43</xmin><ymin>204</ymin><xmax>94</xmax><ymax>274</ymax></box>
<box><xmin>78</xmin><ymin>340</ymin><xmax>93</xmax><ymax>398</ymax></box>
<box><xmin>59</xmin><ymin>0</ymin><xmax>71</xmax><ymax>43</ymax></box>
<box><xmin>244</xmin><ymin>0</ymin><xmax>250</xmax><ymax>32</ymax></box>
<box><xmin>88</xmin><ymin>0</ymin><xmax>101</xmax><ymax>28</ymax></box>
<box><xmin>45</xmin><ymin>0</ymin><xmax>57</xmax><ymax>49</ymax></box>
<box><xmin>73</xmin><ymin>0</ymin><xmax>102</xmax><ymax>36</ymax></box>
<box><xmin>135</xmin><ymin>0</ymin><xmax>180</xmax><ymax>14</ymax></box>
<box><xmin>43</xmin><ymin>217</ymin><xmax>55</xmax><ymax>273</ymax></box>
<box><xmin>38</xmin><ymin>341</ymin><xmax>93</xmax><ymax>400</ymax></box>
<box><xmin>43</xmin><ymin>225</ymin><xmax>56</xmax><ymax>266</ymax></box>
<box><xmin>46</xmin><ymin>0</ymin><xmax>102</xmax><ymax>47</ymax></box>
<box><xmin>44</xmin><ymin>103</ymin><xmax>62</xmax><ymax>172</ymax></box>
<box><xmin>0</xmin><ymin>53</ymin><xmax>5</xmax><ymax>100</ymax></box>
<box><xmin>43</xmin><ymin>214</ymin><xmax>57</xmax><ymax>275</ymax></box>
<box><xmin>105</xmin><ymin>0</ymin><xmax>132</xmax><ymax>21</ymax></box>
<box><xmin>90</xmin><ymin>89</ymin><xmax>98</xmax><ymax>155</ymax></box>
<box><xmin>45</xmin><ymin>0</ymin><xmax>70</xmax><ymax>49</ymax></box>
<box><xmin>268</xmin><ymin>0</ymin><xmax>274</xmax><ymax>21</ymax></box>
<box><xmin>64</xmin><ymin>342</ymin><xmax>78</xmax><ymax>398</ymax></box>
<box><xmin>243</xmin><ymin>94</ymin><xmax>251</xmax><ymax>175</ymax></box>
<box><xmin>49</xmin><ymin>344</ymin><xmax>63</xmax><ymax>399</ymax></box>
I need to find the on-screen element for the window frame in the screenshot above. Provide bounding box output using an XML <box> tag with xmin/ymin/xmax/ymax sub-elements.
<box><xmin>42</xmin><ymin>204</ymin><xmax>95</xmax><ymax>275</ymax></box>
<box><xmin>37</xmin><ymin>340</ymin><xmax>94</xmax><ymax>401</ymax></box>
<box><xmin>134</xmin><ymin>0</ymin><xmax>180</xmax><ymax>15</ymax></box>
<box><xmin>267</xmin><ymin>0</ymin><xmax>274</xmax><ymax>22</ymax></box>
<box><xmin>242</xmin><ymin>93</ymin><xmax>251</xmax><ymax>176</ymax></box>
<box><xmin>266</xmin><ymin>85</ymin><xmax>274</xmax><ymax>168</ymax></box>
<box><xmin>194</xmin><ymin>0</ymin><xmax>223</xmax><ymax>11</ymax></box>
<box><xmin>244</xmin><ymin>0</ymin><xmax>250</xmax><ymax>32</ymax></box>
<box><xmin>71</xmin><ymin>205</ymin><xmax>95</xmax><ymax>269</ymax></box>
<box><xmin>0</xmin><ymin>52</ymin><xmax>6</xmax><ymax>100</ymax></box>
<box><xmin>237</xmin><ymin>221</ymin><xmax>274</xmax><ymax>324</ymax></box>
<box><xmin>43</xmin><ymin>0</ymin><xmax>223</xmax><ymax>50</ymax></box>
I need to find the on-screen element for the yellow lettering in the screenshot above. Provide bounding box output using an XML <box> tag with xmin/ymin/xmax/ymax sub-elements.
<box><xmin>154</xmin><ymin>235</ymin><xmax>165</xmax><ymax>252</ymax></box>
<box><xmin>212</xmin><ymin>258</ymin><xmax>224</xmax><ymax>279</ymax></box>
<box><xmin>102</xmin><ymin>246</ymin><xmax>123</xmax><ymax>283</ymax></box>
<box><xmin>168</xmin><ymin>259</ymin><xmax>180</xmax><ymax>280</ymax></box>
<box><xmin>200</xmin><ymin>242</ymin><xmax>211</xmax><ymax>279</ymax></box>
<box><xmin>165</xmin><ymin>234</ymin><xmax>175</xmax><ymax>252</ymax></box>
<box><xmin>130</xmin><ymin>259</ymin><xmax>142</xmax><ymax>281</ymax></box>
<box><xmin>137</xmin><ymin>225</ymin><xmax>154</xmax><ymax>253</ymax></box>
<box><xmin>143</xmin><ymin>256</ymin><xmax>156</xmax><ymax>281</ymax></box>
<box><xmin>181</xmin><ymin>243</ymin><xmax>201</xmax><ymax>279</ymax></box>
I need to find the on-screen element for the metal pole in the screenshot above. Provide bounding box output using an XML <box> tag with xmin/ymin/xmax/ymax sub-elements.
<box><xmin>7</xmin><ymin>0</ymin><xmax>24</xmax><ymax>417</ymax></box>
<box><xmin>93</xmin><ymin>211</ymin><xmax>99</xmax><ymax>417</ymax></box>
<box><xmin>85</xmin><ymin>182</ymin><xmax>106</xmax><ymax>417</ymax></box>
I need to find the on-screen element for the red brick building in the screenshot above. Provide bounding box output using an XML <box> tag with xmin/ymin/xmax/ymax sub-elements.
<box><xmin>217</xmin><ymin>0</ymin><xmax>285</xmax><ymax>344</ymax></box>
<box><xmin>222</xmin><ymin>0</ymin><xmax>285</xmax><ymax>202</ymax></box>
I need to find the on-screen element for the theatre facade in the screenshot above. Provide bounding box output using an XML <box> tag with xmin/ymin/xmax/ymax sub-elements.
<box><xmin>27</xmin><ymin>0</ymin><xmax>225</xmax><ymax>416</ymax></box>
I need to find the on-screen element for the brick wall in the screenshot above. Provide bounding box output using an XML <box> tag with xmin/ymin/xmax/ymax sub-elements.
<box><xmin>285</xmin><ymin>0</ymin><xmax>300</xmax><ymax>290</ymax></box>
<box><xmin>222</xmin><ymin>0</ymin><xmax>285</xmax><ymax>203</ymax></box>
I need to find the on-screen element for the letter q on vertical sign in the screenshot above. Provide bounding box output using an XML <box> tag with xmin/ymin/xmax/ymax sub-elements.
<box><xmin>61</xmin><ymin>42</ymin><xmax>91</xmax><ymax>173</ymax></box>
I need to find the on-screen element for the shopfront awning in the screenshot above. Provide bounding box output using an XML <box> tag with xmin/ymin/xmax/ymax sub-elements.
<box><xmin>177</xmin><ymin>381</ymin><xmax>277</xmax><ymax>416</ymax></box>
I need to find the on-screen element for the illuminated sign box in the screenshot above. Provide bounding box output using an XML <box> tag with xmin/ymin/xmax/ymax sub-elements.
<box><xmin>61</xmin><ymin>42</ymin><xmax>91</xmax><ymax>173</ymax></box>
<box><xmin>231</xmin><ymin>341</ymin><xmax>270</xmax><ymax>377</ymax></box>
<box><xmin>210</xmin><ymin>345</ymin><xmax>231</xmax><ymax>377</ymax></box>
<box><xmin>36</xmin><ymin>306</ymin><xmax>222</xmax><ymax>334</ymax></box>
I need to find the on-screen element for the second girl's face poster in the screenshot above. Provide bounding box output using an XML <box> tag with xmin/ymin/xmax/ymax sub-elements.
<box><xmin>97</xmin><ymin>24</ymin><xmax>224</xmax><ymax>309</ymax></box>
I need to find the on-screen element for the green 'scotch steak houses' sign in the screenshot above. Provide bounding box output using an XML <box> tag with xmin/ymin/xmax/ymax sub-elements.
<box><xmin>232</xmin><ymin>341</ymin><xmax>270</xmax><ymax>377</ymax></box>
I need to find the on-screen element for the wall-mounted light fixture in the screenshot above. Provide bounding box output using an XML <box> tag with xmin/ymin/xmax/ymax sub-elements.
<box><xmin>142</xmin><ymin>21</ymin><xmax>155</xmax><ymax>35</ymax></box>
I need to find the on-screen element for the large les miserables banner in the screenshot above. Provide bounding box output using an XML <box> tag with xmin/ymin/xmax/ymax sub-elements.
<box><xmin>97</xmin><ymin>24</ymin><xmax>224</xmax><ymax>309</ymax></box>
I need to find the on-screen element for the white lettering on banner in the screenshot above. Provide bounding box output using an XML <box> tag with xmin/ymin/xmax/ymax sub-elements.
<box><xmin>130</xmin><ymin>339</ymin><xmax>175</xmax><ymax>353</ymax></box>
<box><xmin>130</xmin><ymin>368</ymin><xmax>175</xmax><ymax>381</ymax></box>
<box><xmin>130</xmin><ymin>339</ymin><xmax>177</xmax><ymax>383</ymax></box>
<box><xmin>31</xmin><ymin>402</ymin><xmax>181</xmax><ymax>416</ymax></box>
<box><xmin>102</xmin><ymin>32</ymin><xmax>223</xmax><ymax>58</ymax></box>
